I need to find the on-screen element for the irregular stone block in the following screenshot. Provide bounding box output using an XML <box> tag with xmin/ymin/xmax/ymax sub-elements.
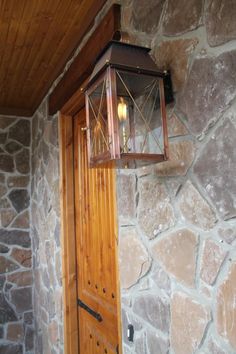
<box><xmin>0</xmin><ymin>256</ymin><xmax>19</xmax><ymax>274</ymax></box>
<box><xmin>8</xmin><ymin>120</ymin><xmax>30</xmax><ymax>146</ymax></box>
<box><xmin>0</xmin><ymin>133</ymin><xmax>7</xmax><ymax>144</ymax></box>
<box><xmin>218</xmin><ymin>226</ymin><xmax>236</xmax><ymax>244</ymax></box>
<box><xmin>0</xmin><ymin>230</ymin><xmax>30</xmax><ymax>248</ymax></box>
<box><xmin>10</xmin><ymin>248</ymin><xmax>32</xmax><ymax>268</ymax></box>
<box><xmin>0</xmin><ymin>293</ymin><xmax>17</xmax><ymax>324</ymax></box>
<box><xmin>178</xmin><ymin>181</ymin><xmax>217</xmax><ymax>230</ymax></box>
<box><xmin>11</xmin><ymin>287</ymin><xmax>32</xmax><ymax>313</ymax></box>
<box><xmin>7</xmin><ymin>176</ymin><xmax>29</xmax><ymax>188</ymax></box>
<box><xmin>7</xmin><ymin>271</ymin><xmax>32</xmax><ymax>287</ymax></box>
<box><xmin>147</xmin><ymin>331</ymin><xmax>169</xmax><ymax>354</ymax></box>
<box><xmin>7</xmin><ymin>322</ymin><xmax>24</xmax><ymax>342</ymax></box>
<box><xmin>138</xmin><ymin>179</ymin><xmax>175</xmax><ymax>238</ymax></box>
<box><xmin>0</xmin><ymin>185</ymin><xmax>7</xmax><ymax>198</ymax></box>
<box><xmin>171</xmin><ymin>292</ymin><xmax>210</xmax><ymax>354</ymax></box>
<box><xmin>133</xmin><ymin>293</ymin><xmax>170</xmax><ymax>332</ymax></box>
<box><xmin>0</xmin><ymin>344</ymin><xmax>23</xmax><ymax>354</ymax></box>
<box><xmin>25</xmin><ymin>326</ymin><xmax>34</xmax><ymax>351</ymax></box>
<box><xmin>200</xmin><ymin>239</ymin><xmax>227</xmax><ymax>285</ymax></box>
<box><xmin>162</xmin><ymin>0</ymin><xmax>203</xmax><ymax>35</ymax></box>
<box><xmin>23</xmin><ymin>311</ymin><xmax>33</xmax><ymax>325</ymax></box>
<box><xmin>119</xmin><ymin>228</ymin><xmax>151</xmax><ymax>289</ymax></box>
<box><xmin>15</xmin><ymin>149</ymin><xmax>30</xmax><ymax>174</ymax></box>
<box><xmin>0</xmin><ymin>154</ymin><xmax>14</xmax><ymax>172</ymax></box>
<box><xmin>206</xmin><ymin>0</ymin><xmax>236</xmax><ymax>46</ymax></box>
<box><xmin>177</xmin><ymin>51</ymin><xmax>236</xmax><ymax>137</ymax></box>
<box><xmin>153</xmin><ymin>38</ymin><xmax>198</xmax><ymax>92</ymax></box>
<box><xmin>131</xmin><ymin>0</ymin><xmax>165</xmax><ymax>34</ymax></box>
<box><xmin>4</xmin><ymin>141</ymin><xmax>22</xmax><ymax>154</ymax></box>
<box><xmin>0</xmin><ymin>275</ymin><xmax>5</xmax><ymax>290</ymax></box>
<box><xmin>0</xmin><ymin>244</ymin><xmax>9</xmax><ymax>253</ymax></box>
<box><xmin>151</xmin><ymin>264</ymin><xmax>171</xmax><ymax>294</ymax></box>
<box><xmin>206</xmin><ymin>337</ymin><xmax>228</xmax><ymax>354</ymax></box>
<box><xmin>155</xmin><ymin>140</ymin><xmax>195</xmax><ymax>176</ymax></box>
<box><xmin>193</xmin><ymin>119</ymin><xmax>236</xmax><ymax>219</ymax></box>
<box><xmin>217</xmin><ymin>262</ymin><xmax>236</xmax><ymax>349</ymax></box>
<box><xmin>8</xmin><ymin>189</ymin><xmax>30</xmax><ymax>213</ymax></box>
<box><xmin>152</xmin><ymin>228</ymin><xmax>198</xmax><ymax>287</ymax></box>
<box><xmin>117</xmin><ymin>173</ymin><xmax>136</xmax><ymax>223</ymax></box>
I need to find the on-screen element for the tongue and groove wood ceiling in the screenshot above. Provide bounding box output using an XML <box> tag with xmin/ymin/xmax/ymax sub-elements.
<box><xmin>0</xmin><ymin>0</ymin><xmax>106</xmax><ymax>117</ymax></box>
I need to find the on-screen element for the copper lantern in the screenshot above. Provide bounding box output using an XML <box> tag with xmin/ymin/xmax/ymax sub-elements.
<box><xmin>85</xmin><ymin>41</ymin><xmax>173</xmax><ymax>168</ymax></box>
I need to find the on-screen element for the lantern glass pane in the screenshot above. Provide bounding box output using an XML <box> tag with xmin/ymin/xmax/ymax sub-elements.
<box><xmin>116</xmin><ymin>70</ymin><xmax>163</xmax><ymax>155</ymax></box>
<box><xmin>87</xmin><ymin>77</ymin><xmax>110</xmax><ymax>158</ymax></box>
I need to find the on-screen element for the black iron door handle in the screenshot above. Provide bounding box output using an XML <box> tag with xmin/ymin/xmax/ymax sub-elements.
<box><xmin>77</xmin><ymin>298</ymin><xmax>103</xmax><ymax>322</ymax></box>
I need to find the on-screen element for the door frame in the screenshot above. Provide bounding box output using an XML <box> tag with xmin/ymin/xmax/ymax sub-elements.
<box><xmin>58</xmin><ymin>5</ymin><xmax>122</xmax><ymax>353</ymax></box>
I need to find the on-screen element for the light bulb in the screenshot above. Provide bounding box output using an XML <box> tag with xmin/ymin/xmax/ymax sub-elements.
<box><xmin>117</xmin><ymin>98</ymin><xmax>127</xmax><ymax>122</ymax></box>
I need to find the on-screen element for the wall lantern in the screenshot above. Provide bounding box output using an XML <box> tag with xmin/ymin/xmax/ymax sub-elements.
<box><xmin>85</xmin><ymin>41</ymin><xmax>173</xmax><ymax>168</ymax></box>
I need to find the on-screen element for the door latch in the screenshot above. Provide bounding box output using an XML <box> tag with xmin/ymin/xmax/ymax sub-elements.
<box><xmin>77</xmin><ymin>298</ymin><xmax>103</xmax><ymax>322</ymax></box>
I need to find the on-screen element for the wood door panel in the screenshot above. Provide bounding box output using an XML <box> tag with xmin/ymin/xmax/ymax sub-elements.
<box><xmin>74</xmin><ymin>109</ymin><xmax>121</xmax><ymax>353</ymax></box>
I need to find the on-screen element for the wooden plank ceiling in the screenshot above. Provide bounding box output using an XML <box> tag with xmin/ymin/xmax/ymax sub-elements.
<box><xmin>0</xmin><ymin>0</ymin><xmax>106</xmax><ymax>117</ymax></box>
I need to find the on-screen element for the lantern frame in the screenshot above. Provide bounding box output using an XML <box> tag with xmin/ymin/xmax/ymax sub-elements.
<box><xmin>85</xmin><ymin>41</ymin><xmax>173</xmax><ymax>168</ymax></box>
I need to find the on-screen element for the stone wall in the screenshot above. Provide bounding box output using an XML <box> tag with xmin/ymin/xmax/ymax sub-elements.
<box><xmin>31</xmin><ymin>101</ymin><xmax>63</xmax><ymax>354</ymax></box>
<box><xmin>0</xmin><ymin>117</ymin><xmax>33</xmax><ymax>353</ymax></box>
<box><xmin>118</xmin><ymin>0</ymin><xmax>236</xmax><ymax>353</ymax></box>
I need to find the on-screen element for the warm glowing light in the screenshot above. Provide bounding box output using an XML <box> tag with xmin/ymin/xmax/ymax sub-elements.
<box><xmin>117</xmin><ymin>98</ymin><xmax>128</xmax><ymax>122</ymax></box>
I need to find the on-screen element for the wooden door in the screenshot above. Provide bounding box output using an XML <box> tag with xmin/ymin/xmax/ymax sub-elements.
<box><xmin>74</xmin><ymin>109</ymin><xmax>121</xmax><ymax>354</ymax></box>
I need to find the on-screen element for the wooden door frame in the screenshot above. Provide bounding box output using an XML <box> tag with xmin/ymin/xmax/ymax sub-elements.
<box><xmin>57</xmin><ymin>5</ymin><xmax>122</xmax><ymax>353</ymax></box>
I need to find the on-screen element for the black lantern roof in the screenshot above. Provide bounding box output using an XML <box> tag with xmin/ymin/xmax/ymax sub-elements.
<box><xmin>87</xmin><ymin>41</ymin><xmax>165</xmax><ymax>89</ymax></box>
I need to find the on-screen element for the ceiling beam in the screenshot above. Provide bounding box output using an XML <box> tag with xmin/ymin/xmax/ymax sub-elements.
<box><xmin>49</xmin><ymin>4</ymin><xmax>121</xmax><ymax>115</ymax></box>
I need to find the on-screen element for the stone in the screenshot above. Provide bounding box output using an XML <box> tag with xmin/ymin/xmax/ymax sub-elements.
<box><xmin>166</xmin><ymin>178</ymin><xmax>183</xmax><ymax>197</ymax></box>
<box><xmin>147</xmin><ymin>331</ymin><xmax>169</xmax><ymax>354</ymax></box>
<box><xmin>206</xmin><ymin>0</ymin><xmax>236</xmax><ymax>46</ymax></box>
<box><xmin>0</xmin><ymin>198</ymin><xmax>11</xmax><ymax>209</ymax></box>
<box><xmin>178</xmin><ymin>181</ymin><xmax>217</xmax><ymax>230</ymax></box>
<box><xmin>15</xmin><ymin>149</ymin><xmax>30</xmax><ymax>174</ymax></box>
<box><xmin>11</xmin><ymin>211</ymin><xmax>29</xmax><ymax>229</ymax></box>
<box><xmin>119</xmin><ymin>228</ymin><xmax>151</xmax><ymax>289</ymax></box>
<box><xmin>8</xmin><ymin>120</ymin><xmax>30</xmax><ymax>146</ymax></box>
<box><xmin>217</xmin><ymin>262</ymin><xmax>236</xmax><ymax>349</ymax></box>
<box><xmin>54</xmin><ymin>220</ymin><xmax>60</xmax><ymax>247</ymax></box>
<box><xmin>0</xmin><ymin>244</ymin><xmax>9</xmax><ymax>253</ymax></box>
<box><xmin>48</xmin><ymin>320</ymin><xmax>58</xmax><ymax>345</ymax></box>
<box><xmin>1</xmin><ymin>209</ymin><xmax>17</xmax><ymax>227</ymax></box>
<box><xmin>0</xmin><ymin>229</ymin><xmax>30</xmax><ymax>248</ymax></box>
<box><xmin>10</xmin><ymin>248</ymin><xmax>32</xmax><ymax>268</ymax></box>
<box><xmin>25</xmin><ymin>326</ymin><xmax>34</xmax><ymax>351</ymax></box>
<box><xmin>7</xmin><ymin>323</ymin><xmax>24</xmax><ymax>342</ymax></box>
<box><xmin>117</xmin><ymin>173</ymin><xmax>136</xmax><ymax>223</ymax></box>
<box><xmin>7</xmin><ymin>176</ymin><xmax>29</xmax><ymax>188</ymax></box>
<box><xmin>0</xmin><ymin>185</ymin><xmax>7</xmax><ymax>198</ymax></box>
<box><xmin>167</xmin><ymin>113</ymin><xmax>188</xmax><ymax>137</ymax></box>
<box><xmin>0</xmin><ymin>326</ymin><xmax>3</xmax><ymax>338</ymax></box>
<box><xmin>218</xmin><ymin>226</ymin><xmax>236</xmax><ymax>244</ymax></box>
<box><xmin>8</xmin><ymin>189</ymin><xmax>30</xmax><ymax>213</ymax></box>
<box><xmin>4</xmin><ymin>141</ymin><xmax>22</xmax><ymax>154</ymax></box>
<box><xmin>0</xmin><ymin>256</ymin><xmax>19</xmax><ymax>274</ymax></box>
<box><xmin>152</xmin><ymin>228</ymin><xmax>198</xmax><ymax>287</ymax></box>
<box><xmin>155</xmin><ymin>140</ymin><xmax>195</xmax><ymax>177</ymax></box>
<box><xmin>133</xmin><ymin>293</ymin><xmax>170</xmax><ymax>332</ymax></box>
<box><xmin>0</xmin><ymin>174</ymin><xmax>5</xmax><ymax>184</ymax></box>
<box><xmin>171</xmin><ymin>292</ymin><xmax>210</xmax><ymax>354</ymax></box>
<box><xmin>153</xmin><ymin>39</ymin><xmax>198</xmax><ymax>92</ymax></box>
<box><xmin>11</xmin><ymin>287</ymin><xmax>32</xmax><ymax>312</ymax></box>
<box><xmin>162</xmin><ymin>0</ymin><xmax>203</xmax><ymax>35</ymax></box>
<box><xmin>0</xmin><ymin>133</ymin><xmax>7</xmax><ymax>144</ymax></box>
<box><xmin>193</xmin><ymin>118</ymin><xmax>236</xmax><ymax>219</ymax></box>
<box><xmin>200</xmin><ymin>239</ymin><xmax>227</xmax><ymax>285</ymax></box>
<box><xmin>23</xmin><ymin>311</ymin><xmax>33</xmax><ymax>325</ymax></box>
<box><xmin>137</xmin><ymin>179</ymin><xmax>175</xmax><ymax>238</ymax></box>
<box><xmin>177</xmin><ymin>51</ymin><xmax>236</xmax><ymax>137</ymax></box>
<box><xmin>0</xmin><ymin>275</ymin><xmax>5</xmax><ymax>290</ymax></box>
<box><xmin>131</xmin><ymin>0</ymin><xmax>165</xmax><ymax>34</ymax></box>
<box><xmin>151</xmin><ymin>264</ymin><xmax>171</xmax><ymax>294</ymax></box>
<box><xmin>0</xmin><ymin>117</ymin><xmax>16</xmax><ymax>130</ymax></box>
<box><xmin>7</xmin><ymin>271</ymin><xmax>32</xmax><ymax>287</ymax></box>
<box><xmin>206</xmin><ymin>338</ymin><xmax>227</xmax><ymax>354</ymax></box>
<box><xmin>0</xmin><ymin>344</ymin><xmax>23</xmax><ymax>354</ymax></box>
<box><xmin>0</xmin><ymin>293</ymin><xmax>17</xmax><ymax>323</ymax></box>
<box><xmin>0</xmin><ymin>154</ymin><xmax>14</xmax><ymax>172</ymax></box>
<box><xmin>134</xmin><ymin>332</ymin><xmax>146</xmax><ymax>354</ymax></box>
